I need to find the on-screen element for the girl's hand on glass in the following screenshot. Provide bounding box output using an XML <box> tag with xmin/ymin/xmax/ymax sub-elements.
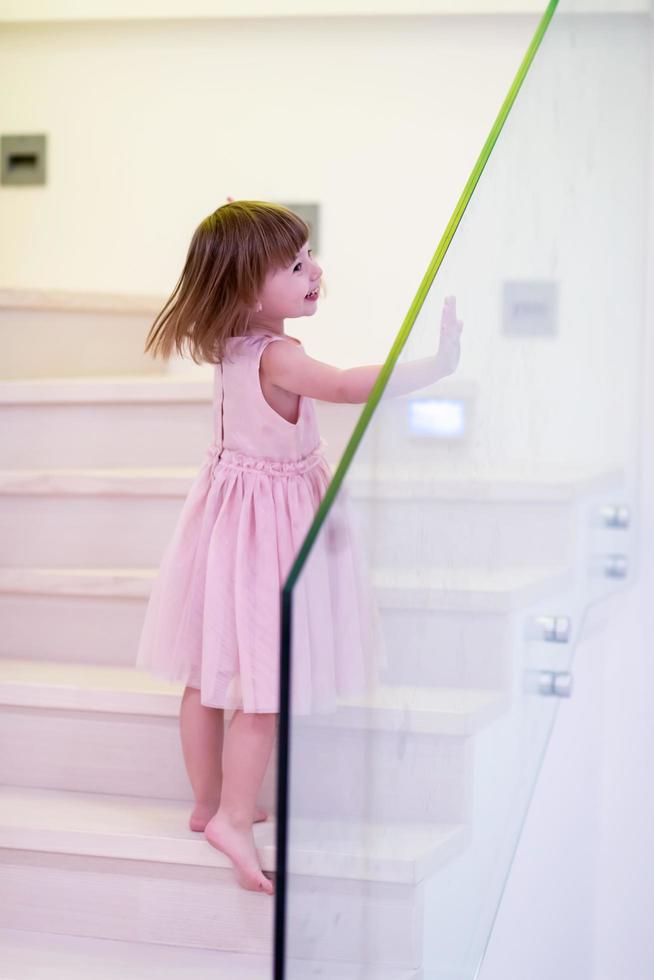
<box><xmin>436</xmin><ymin>294</ymin><xmax>463</xmax><ymax>375</ymax></box>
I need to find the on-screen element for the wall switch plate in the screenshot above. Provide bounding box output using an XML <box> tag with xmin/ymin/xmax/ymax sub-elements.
<box><xmin>1</xmin><ymin>133</ymin><xmax>47</xmax><ymax>186</ymax></box>
<box><xmin>502</xmin><ymin>279</ymin><xmax>558</xmax><ymax>337</ymax></box>
<box><xmin>280</xmin><ymin>202</ymin><xmax>320</xmax><ymax>252</ymax></box>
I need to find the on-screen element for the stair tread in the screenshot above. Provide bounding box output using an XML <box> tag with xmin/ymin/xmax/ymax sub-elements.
<box><xmin>0</xmin><ymin>926</ymin><xmax>419</xmax><ymax>980</ymax></box>
<box><xmin>374</xmin><ymin>563</ymin><xmax>568</xmax><ymax>591</ymax></box>
<box><xmin>0</xmin><ymin>374</ymin><xmax>213</xmax><ymax>404</ymax></box>
<box><xmin>0</xmin><ymin>927</ymin><xmax>418</xmax><ymax>979</ymax></box>
<box><xmin>0</xmin><ymin>461</ymin><xmax>622</xmax><ymax>502</ymax></box>
<box><xmin>0</xmin><ymin>928</ymin><xmax>265</xmax><ymax>980</ymax></box>
<box><xmin>0</xmin><ymin>785</ymin><xmax>465</xmax><ymax>885</ymax></box>
<box><xmin>376</xmin><ymin>563</ymin><xmax>576</xmax><ymax>611</ymax></box>
<box><xmin>0</xmin><ymin>561</ymin><xmax>574</xmax><ymax>601</ymax></box>
<box><xmin>349</xmin><ymin>463</ymin><xmax>622</xmax><ymax>500</ymax></box>
<box><xmin>0</xmin><ymin>467</ymin><xmax>202</xmax><ymax>493</ymax></box>
<box><xmin>0</xmin><ymin>658</ymin><xmax>509</xmax><ymax>734</ymax></box>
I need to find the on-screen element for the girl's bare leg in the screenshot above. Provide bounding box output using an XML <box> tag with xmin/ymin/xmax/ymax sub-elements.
<box><xmin>205</xmin><ymin>708</ymin><xmax>278</xmax><ymax>895</ymax></box>
<box><xmin>179</xmin><ymin>686</ymin><xmax>267</xmax><ymax>831</ymax></box>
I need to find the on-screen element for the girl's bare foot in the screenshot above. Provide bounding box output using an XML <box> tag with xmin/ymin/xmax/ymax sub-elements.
<box><xmin>189</xmin><ymin>800</ymin><xmax>267</xmax><ymax>832</ymax></box>
<box><xmin>204</xmin><ymin>811</ymin><xmax>274</xmax><ymax>895</ymax></box>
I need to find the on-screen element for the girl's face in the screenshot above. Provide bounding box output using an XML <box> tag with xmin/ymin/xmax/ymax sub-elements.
<box><xmin>251</xmin><ymin>241</ymin><xmax>323</xmax><ymax>327</ymax></box>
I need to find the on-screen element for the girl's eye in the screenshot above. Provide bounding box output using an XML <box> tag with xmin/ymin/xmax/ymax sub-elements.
<box><xmin>293</xmin><ymin>250</ymin><xmax>313</xmax><ymax>272</ymax></box>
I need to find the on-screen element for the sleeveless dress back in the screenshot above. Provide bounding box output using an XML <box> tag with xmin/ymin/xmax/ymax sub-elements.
<box><xmin>135</xmin><ymin>329</ymin><xmax>384</xmax><ymax>714</ymax></box>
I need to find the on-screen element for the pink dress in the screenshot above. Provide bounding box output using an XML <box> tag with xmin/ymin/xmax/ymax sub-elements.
<box><xmin>135</xmin><ymin>329</ymin><xmax>385</xmax><ymax>714</ymax></box>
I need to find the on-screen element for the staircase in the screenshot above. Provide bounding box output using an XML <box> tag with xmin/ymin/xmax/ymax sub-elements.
<box><xmin>0</xmin><ymin>372</ymin><xmax>634</xmax><ymax>978</ymax></box>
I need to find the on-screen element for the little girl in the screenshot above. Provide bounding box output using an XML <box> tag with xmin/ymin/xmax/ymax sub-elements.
<box><xmin>135</xmin><ymin>199</ymin><xmax>463</xmax><ymax>897</ymax></box>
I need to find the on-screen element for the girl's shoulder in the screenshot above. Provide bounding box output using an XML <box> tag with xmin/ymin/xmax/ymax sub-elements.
<box><xmin>225</xmin><ymin>331</ymin><xmax>303</xmax><ymax>355</ymax></box>
<box><xmin>218</xmin><ymin>330</ymin><xmax>303</xmax><ymax>366</ymax></box>
<box><xmin>238</xmin><ymin>330</ymin><xmax>303</xmax><ymax>346</ymax></box>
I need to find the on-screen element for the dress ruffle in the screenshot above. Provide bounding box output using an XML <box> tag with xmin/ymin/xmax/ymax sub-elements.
<box><xmin>206</xmin><ymin>438</ymin><xmax>329</xmax><ymax>478</ymax></box>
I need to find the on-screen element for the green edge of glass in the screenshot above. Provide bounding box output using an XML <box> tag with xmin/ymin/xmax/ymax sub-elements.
<box><xmin>283</xmin><ymin>0</ymin><xmax>560</xmax><ymax>598</ymax></box>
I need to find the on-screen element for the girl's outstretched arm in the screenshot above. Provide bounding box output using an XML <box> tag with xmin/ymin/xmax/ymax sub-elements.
<box><xmin>260</xmin><ymin>296</ymin><xmax>463</xmax><ymax>405</ymax></box>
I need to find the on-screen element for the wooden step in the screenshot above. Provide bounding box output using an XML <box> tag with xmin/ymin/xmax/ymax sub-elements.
<box><xmin>0</xmin><ymin>373</ymin><xmax>356</xmax><ymax>471</ymax></box>
<box><xmin>0</xmin><ymin>658</ymin><xmax>509</xmax><ymax>737</ymax></box>
<box><xmin>0</xmin><ymin>786</ymin><xmax>465</xmax><ymax>965</ymax></box>
<box><xmin>0</xmin><ymin>463</ymin><xmax>623</xmax><ymax>570</ymax></box>
<box><xmin>0</xmin><ymin>562</ymin><xmax>577</xmax><ymax>690</ymax></box>
<box><xmin>0</xmin><ymin>926</ymin><xmax>420</xmax><ymax>979</ymax></box>
<box><xmin>0</xmin><ymin>460</ymin><xmax>623</xmax><ymax>502</ymax></box>
<box><xmin>0</xmin><ymin>659</ymin><xmax>504</xmax><ymax>824</ymax></box>
<box><xmin>0</xmin><ymin>785</ymin><xmax>465</xmax><ymax>885</ymax></box>
<box><xmin>0</xmin><ymin>562</ymin><xmax>575</xmax><ymax>611</ymax></box>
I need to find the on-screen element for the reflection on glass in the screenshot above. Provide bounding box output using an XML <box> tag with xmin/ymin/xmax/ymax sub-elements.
<box><xmin>276</xmin><ymin>0</ymin><xmax>646</xmax><ymax>976</ymax></box>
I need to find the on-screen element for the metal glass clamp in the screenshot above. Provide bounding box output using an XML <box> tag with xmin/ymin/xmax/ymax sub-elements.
<box><xmin>527</xmin><ymin>615</ymin><xmax>572</xmax><ymax>643</ymax></box>
<box><xmin>525</xmin><ymin>670</ymin><xmax>573</xmax><ymax>698</ymax></box>
<box><xmin>603</xmin><ymin>554</ymin><xmax>629</xmax><ymax>578</ymax></box>
<box><xmin>599</xmin><ymin>504</ymin><xmax>630</xmax><ymax>529</ymax></box>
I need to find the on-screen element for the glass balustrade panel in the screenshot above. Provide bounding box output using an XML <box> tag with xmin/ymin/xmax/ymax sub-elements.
<box><xmin>276</xmin><ymin>1</ymin><xmax>647</xmax><ymax>976</ymax></box>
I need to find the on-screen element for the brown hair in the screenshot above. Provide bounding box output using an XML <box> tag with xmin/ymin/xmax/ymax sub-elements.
<box><xmin>144</xmin><ymin>200</ymin><xmax>313</xmax><ymax>365</ymax></box>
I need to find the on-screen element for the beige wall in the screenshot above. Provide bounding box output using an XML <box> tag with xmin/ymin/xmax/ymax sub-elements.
<box><xmin>0</xmin><ymin>12</ymin><xmax>546</xmax><ymax>372</ymax></box>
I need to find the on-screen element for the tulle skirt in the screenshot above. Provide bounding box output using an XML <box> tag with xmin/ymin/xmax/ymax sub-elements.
<box><xmin>134</xmin><ymin>443</ymin><xmax>385</xmax><ymax>714</ymax></box>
